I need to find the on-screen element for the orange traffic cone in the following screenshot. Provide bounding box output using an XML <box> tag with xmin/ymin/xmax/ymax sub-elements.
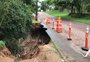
<box><xmin>57</xmin><ymin>16</ymin><xmax>62</xmax><ymax>23</ymax></box>
<box><xmin>56</xmin><ymin>16</ymin><xmax>62</xmax><ymax>33</ymax></box>
<box><xmin>52</xmin><ymin>19</ymin><xmax>54</xmax><ymax>29</ymax></box>
<box><xmin>54</xmin><ymin>22</ymin><xmax>57</xmax><ymax>31</ymax></box>
<box><xmin>85</xmin><ymin>26</ymin><xmax>89</xmax><ymax>48</ymax></box>
<box><xmin>81</xmin><ymin>26</ymin><xmax>89</xmax><ymax>51</ymax></box>
<box><xmin>46</xmin><ymin>16</ymin><xmax>50</xmax><ymax>25</ymax></box>
<box><xmin>67</xmin><ymin>22</ymin><xmax>72</xmax><ymax>40</ymax></box>
<box><xmin>56</xmin><ymin>21</ymin><xmax>62</xmax><ymax>33</ymax></box>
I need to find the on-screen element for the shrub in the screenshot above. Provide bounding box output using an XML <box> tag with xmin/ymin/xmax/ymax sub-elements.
<box><xmin>0</xmin><ymin>40</ymin><xmax>5</xmax><ymax>49</ymax></box>
<box><xmin>0</xmin><ymin>0</ymin><xmax>32</xmax><ymax>55</ymax></box>
<box><xmin>0</xmin><ymin>0</ymin><xmax>32</xmax><ymax>40</ymax></box>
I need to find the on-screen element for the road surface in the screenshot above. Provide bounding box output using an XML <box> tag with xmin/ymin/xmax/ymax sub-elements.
<box><xmin>38</xmin><ymin>12</ymin><xmax>90</xmax><ymax>62</ymax></box>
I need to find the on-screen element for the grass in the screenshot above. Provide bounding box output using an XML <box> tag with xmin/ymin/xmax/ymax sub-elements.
<box><xmin>47</xmin><ymin>10</ymin><xmax>90</xmax><ymax>24</ymax></box>
<box><xmin>47</xmin><ymin>10</ymin><xmax>69</xmax><ymax>17</ymax></box>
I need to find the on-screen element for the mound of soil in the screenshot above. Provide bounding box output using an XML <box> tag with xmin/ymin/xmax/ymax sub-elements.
<box><xmin>0</xmin><ymin>47</ymin><xmax>12</xmax><ymax>57</ymax></box>
<box><xmin>19</xmin><ymin>39</ymin><xmax>40</xmax><ymax>59</ymax></box>
<box><xmin>0</xmin><ymin>42</ymin><xmax>63</xmax><ymax>62</ymax></box>
<box><xmin>0</xmin><ymin>47</ymin><xmax>14</xmax><ymax>62</ymax></box>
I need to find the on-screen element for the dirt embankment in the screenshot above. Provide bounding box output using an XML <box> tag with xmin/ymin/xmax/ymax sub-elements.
<box><xmin>19</xmin><ymin>42</ymin><xmax>62</xmax><ymax>62</ymax></box>
<box><xmin>0</xmin><ymin>47</ymin><xmax>14</xmax><ymax>62</ymax></box>
<box><xmin>0</xmin><ymin>42</ymin><xmax>63</xmax><ymax>62</ymax></box>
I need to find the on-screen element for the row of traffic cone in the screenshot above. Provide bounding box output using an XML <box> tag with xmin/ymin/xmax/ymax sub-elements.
<box><xmin>38</xmin><ymin>13</ymin><xmax>90</xmax><ymax>51</ymax></box>
<box><xmin>67</xmin><ymin>22</ymin><xmax>89</xmax><ymax>51</ymax></box>
<box><xmin>45</xmin><ymin>16</ymin><xmax>89</xmax><ymax>51</ymax></box>
<box><xmin>45</xmin><ymin>16</ymin><xmax>62</xmax><ymax>33</ymax></box>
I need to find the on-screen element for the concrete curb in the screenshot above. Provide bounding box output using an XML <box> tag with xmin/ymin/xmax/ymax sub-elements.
<box><xmin>51</xmin><ymin>40</ymin><xmax>76</xmax><ymax>62</ymax></box>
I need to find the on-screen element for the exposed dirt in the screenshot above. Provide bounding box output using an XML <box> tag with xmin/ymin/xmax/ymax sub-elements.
<box><xmin>0</xmin><ymin>42</ymin><xmax>63</xmax><ymax>62</ymax></box>
<box><xmin>0</xmin><ymin>47</ymin><xmax>14</xmax><ymax>62</ymax></box>
<box><xmin>18</xmin><ymin>42</ymin><xmax>62</xmax><ymax>62</ymax></box>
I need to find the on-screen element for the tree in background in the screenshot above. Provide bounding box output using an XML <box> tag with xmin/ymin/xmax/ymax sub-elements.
<box><xmin>46</xmin><ymin>0</ymin><xmax>90</xmax><ymax>16</ymax></box>
<box><xmin>41</xmin><ymin>1</ymin><xmax>48</xmax><ymax>11</ymax></box>
<box><xmin>22</xmin><ymin>0</ymin><xmax>36</xmax><ymax>13</ymax></box>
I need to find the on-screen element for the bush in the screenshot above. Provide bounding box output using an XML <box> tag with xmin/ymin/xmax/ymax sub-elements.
<box><xmin>5</xmin><ymin>39</ymin><xmax>21</xmax><ymax>55</ymax></box>
<box><xmin>0</xmin><ymin>40</ymin><xmax>5</xmax><ymax>49</ymax></box>
<box><xmin>0</xmin><ymin>0</ymin><xmax>32</xmax><ymax>55</ymax></box>
<box><xmin>0</xmin><ymin>0</ymin><xmax>32</xmax><ymax>40</ymax></box>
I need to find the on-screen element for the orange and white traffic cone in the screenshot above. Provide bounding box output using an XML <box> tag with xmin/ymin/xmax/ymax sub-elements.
<box><xmin>56</xmin><ymin>22</ymin><xmax>62</xmax><ymax>33</ymax></box>
<box><xmin>52</xmin><ymin>19</ymin><xmax>54</xmax><ymax>29</ymax></box>
<box><xmin>59</xmin><ymin>23</ymin><xmax>62</xmax><ymax>32</ymax></box>
<box><xmin>82</xmin><ymin>26</ymin><xmax>89</xmax><ymax>51</ymax></box>
<box><xmin>46</xmin><ymin>17</ymin><xmax>50</xmax><ymax>25</ymax></box>
<box><xmin>57</xmin><ymin>16</ymin><xmax>62</xmax><ymax>23</ymax></box>
<box><xmin>67</xmin><ymin>22</ymin><xmax>72</xmax><ymax>40</ymax></box>
<box><xmin>56</xmin><ymin>16</ymin><xmax>62</xmax><ymax>33</ymax></box>
<box><xmin>56</xmin><ymin>22</ymin><xmax>58</xmax><ymax>32</ymax></box>
<box><xmin>85</xmin><ymin>27</ymin><xmax>89</xmax><ymax>48</ymax></box>
<box><xmin>54</xmin><ymin>22</ymin><xmax>57</xmax><ymax>31</ymax></box>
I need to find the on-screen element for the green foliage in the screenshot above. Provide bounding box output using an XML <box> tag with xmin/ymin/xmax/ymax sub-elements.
<box><xmin>22</xmin><ymin>0</ymin><xmax>32</xmax><ymax>4</ymax></box>
<box><xmin>41</xmin><ymin>1</ymin><xmax>48</xmax><ymax>11</ymax></box>
<box><xmin>22</xmin><ymin>0</ymin><xmax>36</xmax><ymax>13</ymax></box>
<box><xmin>47</xmin><ymin>10</ymin><xmax>69</xmax><ymax>17</ymax></box>
<box><xmin>5</xmin><ymin>39</ymin><xmax>21</xmax><ymax>55</ymax></box>
<box><xmin>0</xmin><ymin>40</ymin><xmax>5</xmax><ymax>48</ymax></box>
<box><xmin>0</xmin><ymin>0</ymin><xmax>32</xmax><ymax>40</ymax></box>
<box><xmin>0</xmin><ymin>0</ymin><xmax>32</xmax><ymax>55</ymax></box>
<box><xmin>46</xmin><ymin>0</ymin><xmax>90</xmax><ymax>14</ymax></box>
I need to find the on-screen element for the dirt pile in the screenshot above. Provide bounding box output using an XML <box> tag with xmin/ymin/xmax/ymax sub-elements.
<box><xmin>0</xmin><ymin>42</ymin><xmax>64</xmax><ymax>62</ymax></box>
<box><xmin>19</xmin><ymin>43</ymin><xmax>62</xmax><ymax>62</ymax></box>
<box><xmin>18</xmin><ymin>38</ymin><xmax>39</xmax><ymax>59</ymax></box>
<box><xmin>0</xmin><ymin>56</ymin><xmax>14</xmax><ymax>62</ymax></box>
<box><xmin>0</xmin><ymin>47</ymin><xmax>14</xmax><ymax>62</ymax></box>
<box><xmin>0</xmin><ymin>47</ymin><xmax>12</xmax><ymax>57</ymax></box>
<box><xmin>36</xmin><ymin>44</ymin><xmax>62</xmax><ymax>62</ymax></box>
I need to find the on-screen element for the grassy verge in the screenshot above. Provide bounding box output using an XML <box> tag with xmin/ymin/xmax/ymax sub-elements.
<box><xmin>47</xmin><ymin>10</ymin><xmax>90</xmax><ymax>24</ymax></box>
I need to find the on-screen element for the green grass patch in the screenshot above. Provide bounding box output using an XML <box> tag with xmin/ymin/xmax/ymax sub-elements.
<box><xmin>72</xmin><ymin>18</ymin><xmax>90</xmax><ymax>24</ymax></box>
<box><xmin>47</xmin><ymin>10</ymin><xmax>69</xmax><ymax>17</ymax></box>
<box><xmin>47</xmin><ymin>10</ymin><xmax>90</xmax><ymax>24</ymax></box>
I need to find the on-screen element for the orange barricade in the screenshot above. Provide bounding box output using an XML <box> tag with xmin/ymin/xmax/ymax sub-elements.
<box><xmin>56</xmin><ymin>17</ymin><xmax>62</xmax><ymax>33</ymax></box>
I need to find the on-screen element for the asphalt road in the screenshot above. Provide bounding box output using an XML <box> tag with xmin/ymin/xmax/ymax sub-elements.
<box><xmin>38</xmin><ymin>12</ymin><xmax>90</xmax><ymax>62</ymax></box>
<box><xmin>46</xmin><ymin>28</ymin><xmax>90</xmax><ymax>62</ymax></box>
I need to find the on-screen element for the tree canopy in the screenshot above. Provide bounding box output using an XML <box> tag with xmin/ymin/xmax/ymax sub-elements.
<box><xmin>46</xmin><ymin>0</ymin><xmax>90</xmax><ymax>14</ymax></box>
